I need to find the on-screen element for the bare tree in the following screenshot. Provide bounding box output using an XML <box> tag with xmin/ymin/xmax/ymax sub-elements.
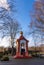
<box><xmin>0</xmin><ymin>0</ymin><xmax>16</xmax><ymax>19</ymax></box>
<box><xmin>0</xmin><ymin>0</ymin><xmax>21</xmax><ymax>55</ymax></box>
<box><xmin>0</xmin><ymin>17</ymin><xmax>21</xmax><ymax>55</ymax></box>
<box><xmin>29</xmin><ymin>0</ymin><xmax>44</xmax><ymax>53</ymax></box>
<box><xmin>8</xmin><ymin>0</ymin><xmax>16</xmax><ymax>12</ymax></box>
<box><xmin>29</xmin><ymin>0</ymin><xmax>44</xmax><ymax>34</ymax></box>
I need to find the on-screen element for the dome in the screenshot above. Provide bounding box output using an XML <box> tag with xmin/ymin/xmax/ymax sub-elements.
<box><xmin>20</xmin><ymin>31</ymin><xmax>23</xmax><ymax>36</ymax></box>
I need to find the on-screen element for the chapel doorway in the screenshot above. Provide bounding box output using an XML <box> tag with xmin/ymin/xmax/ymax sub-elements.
<box><xmin>20</xmin><ymin>43</ymin><xmax>25</xmax><ymax>56</ymax></box>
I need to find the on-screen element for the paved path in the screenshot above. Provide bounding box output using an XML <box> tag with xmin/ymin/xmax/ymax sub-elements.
<box><xmin>0</xmin><ymin>58</ymin><xmax>44</xmax><ymax>65</ymax></box>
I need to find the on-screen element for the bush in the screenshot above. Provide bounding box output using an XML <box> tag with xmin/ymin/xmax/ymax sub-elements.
<box><xmin>0</xmin><ymin>52</ymin><xmax>3</xmax><ymax>59</ymax></box>
<box><xmin>3</xmin><ymin>51</ymin><xmax>8</xmax><ymax>55</ymax></box>
<box><xmin>1</xmin><ymin>55</ymin><xmax>9</xmax><ymax>61</ymax></box>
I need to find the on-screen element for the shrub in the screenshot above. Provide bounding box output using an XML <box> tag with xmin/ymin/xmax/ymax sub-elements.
<box><xmin>3</xmin><ymin>51</ymin><xmax>8</xmax><ymax>55</ymax></box>
<box><xmin>0</xmin><ymin>52</ymin><xmax>3</xmax><ymax>59</ymax></box>
<box><xmin>1</xmin><ymin>55</ymin><xmax>9</xmax><ymax>61</ymax></box>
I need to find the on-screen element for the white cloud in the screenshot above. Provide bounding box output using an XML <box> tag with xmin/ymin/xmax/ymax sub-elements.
<box><xmin>0</xmin><ymin>0</ymin><xmax>9</xmax><ymax>10</ymax></box>
<box><xmin>0</xmin><ymin>37</ymin><xmax>10</xmax><ymax>47</ymax></box>
<box><xmin>0</xmin><ymin>34</ymin><xmax>44</xmax><ymax>47</ymax></box>
<box><xmin>27</xmin><ymin>36</ymin><xmax>35</xmax><ymax>47</ymax></box>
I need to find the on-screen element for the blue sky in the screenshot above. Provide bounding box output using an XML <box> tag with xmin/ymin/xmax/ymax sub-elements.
<box><xmin>15</xmin><ymin>0</ymin><xmax>35</xmax><ymax>47</ymax></box>
<box><xmin>16</xmin><ymin>0</ymin><xmax>34</xmax><ymax>32</ymax></box>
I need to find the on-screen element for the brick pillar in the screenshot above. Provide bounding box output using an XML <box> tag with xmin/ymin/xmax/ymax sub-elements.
<box><xmin>25</xmin><ymin>42</ymin><xmax>28</xmax><ymax>56</ymax></box>
<box><xmin>16</xmin><ymin>41</ymin><xmax>20</xmax><ymax>56</ymax></box>
<box><xmin>18</xmin><ymin>42</ymin><xmax>20</xmax><ymax>56</ymax></box>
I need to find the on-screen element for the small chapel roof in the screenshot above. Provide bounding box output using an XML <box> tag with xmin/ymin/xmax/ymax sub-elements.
<box><xmin>16</xmin><ymin>31</ymin><xmax>29</xmax><ymax>42</ymax></box>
